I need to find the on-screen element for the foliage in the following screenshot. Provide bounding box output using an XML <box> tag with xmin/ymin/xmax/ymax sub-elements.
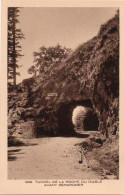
<box><xmin>8</xmin><ymin>7</ymin><xmax>24</xmax><ymax>87</ymax></box>
<box><xmin>28</xmin><ymin>44</ymin><xmax>72</xmax><ymax>76</ymax></box>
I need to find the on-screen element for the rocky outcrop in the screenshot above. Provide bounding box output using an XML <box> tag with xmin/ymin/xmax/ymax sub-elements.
<box><xmin>8</xmin><ymin>12</ymin><xmax>119</xmax><ymax>139</ymax></box>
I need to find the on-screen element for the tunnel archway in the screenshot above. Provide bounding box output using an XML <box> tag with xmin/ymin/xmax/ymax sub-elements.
<box><xmin>57</xmin><ymin>99</ymin><xmax>99</xmax><ymax>136</ymax></box>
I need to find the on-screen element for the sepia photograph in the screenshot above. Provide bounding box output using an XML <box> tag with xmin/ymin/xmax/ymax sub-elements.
<box><xmin>7</xmin><ymin>7</ymin><xmax>119</xmax><ymax>180</ymax></box>
<box><xmin>1</xmin><ymin>0</ymin><xmax>124</xmax><ymax>194</ymax></box>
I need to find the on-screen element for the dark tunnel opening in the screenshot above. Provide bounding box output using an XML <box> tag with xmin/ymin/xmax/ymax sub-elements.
<box><xmin>83</xmin><ymin>110</ymin><xmax>99</xmax><ymax>131</ymax></box>
<box><xmin>57</xmin><ymin>99</ymin><xmax>99</xmax><ymax>136</ymax></box>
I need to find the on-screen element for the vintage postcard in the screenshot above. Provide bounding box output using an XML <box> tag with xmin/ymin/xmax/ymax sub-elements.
<box><xmin>0</xmin><ymin>0</ymin><xmax>124</xmax><ymax>194</ymax></box>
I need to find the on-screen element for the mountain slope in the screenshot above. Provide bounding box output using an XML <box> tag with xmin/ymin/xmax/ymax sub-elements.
<box><xmin>8</xmin><ymin>11</ymin><xmax>119</xmax><ymax>139</ymax></box>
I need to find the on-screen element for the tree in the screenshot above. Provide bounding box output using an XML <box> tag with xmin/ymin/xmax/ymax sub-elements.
<box><xmin>8</xmin><ymin>7</ymin><xmax>24</xmax><ymax>87</ymax></box>
<box><xmin>28</xmin><ymin>44</ymin><xmax>72</xmax><ymax>76</ymax></box>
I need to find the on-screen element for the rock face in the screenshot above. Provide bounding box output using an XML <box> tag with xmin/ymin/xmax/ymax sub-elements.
<box><xmin>8</xmin><ymin>12</ymin><xmax>119</xmax><ymax>139</ymax></box>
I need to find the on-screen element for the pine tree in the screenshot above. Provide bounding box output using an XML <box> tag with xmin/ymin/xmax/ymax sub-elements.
<box><xmin>8</xmin><ymin>7</ymin><xmax>24</xmax><ymax>87</ymax></box>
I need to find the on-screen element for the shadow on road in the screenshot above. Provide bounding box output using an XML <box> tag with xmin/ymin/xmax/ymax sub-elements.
<box><xmin>8</xmin><ymin>149</ymin><xmax>22</xmax><ymax>161</ymax></box>
<box><xmin>8</xmin><ymin>136</ymin><xmax>38</xmax><ymax>147</ymax></box>
<box><xmin>74</xmin><ymin>132</ymin><xmax>90</xmax><ymax>138</ymax></box>
<box><xmin>57</xmin><ymin>132</ymin><xmax>90</xmax><ymax>138</ymax></box>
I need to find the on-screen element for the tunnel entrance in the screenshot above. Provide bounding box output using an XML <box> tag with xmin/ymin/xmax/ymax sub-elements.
<box><xmin>57</xmin><ymin>99</ymin><xmax>99</xmax><ymax>136</ymax></box>
<box><xmin>72</xmin><ymin>106</ymin><xmax>99</xmax><ymax>132</ymax></box>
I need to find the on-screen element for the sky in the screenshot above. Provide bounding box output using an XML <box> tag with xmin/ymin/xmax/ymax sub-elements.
<box><xmin>17</xmin><ymin>7</ymin><xmax>117</xmax><ymax>83</ymax></box>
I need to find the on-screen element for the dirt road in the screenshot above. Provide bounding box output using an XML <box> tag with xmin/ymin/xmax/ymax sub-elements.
<box><xmin>8</xmin><ymin>136</ymin><xmax>110</xmax><ymax>180</ymax></box>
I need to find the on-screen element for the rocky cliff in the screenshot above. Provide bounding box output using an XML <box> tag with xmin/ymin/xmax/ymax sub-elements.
<box><xmin>8</xmin><ymin>12</ymin><xmax>119</xmax><ymax>139</ymax></box>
